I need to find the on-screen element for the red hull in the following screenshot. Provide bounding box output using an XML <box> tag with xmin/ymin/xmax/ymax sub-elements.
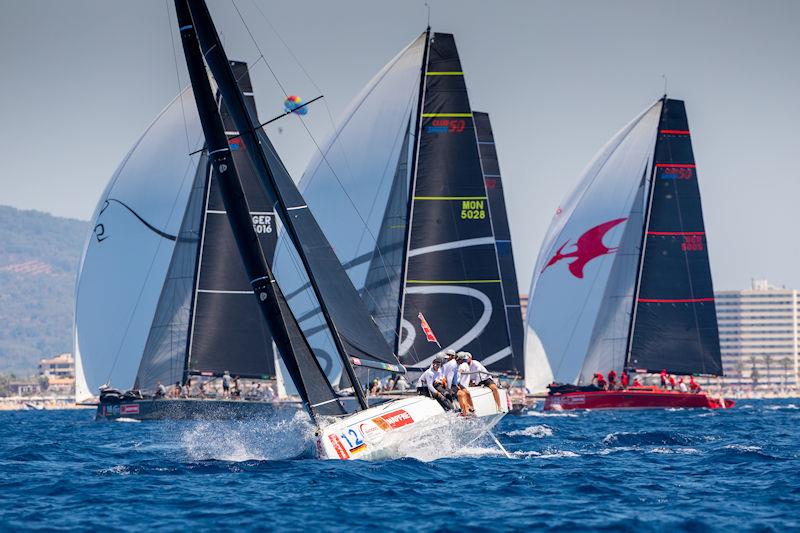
<box><xmin>543</xmin><ymin>387</ymin><xmax>735</xmax><ymax>411</ymax></box>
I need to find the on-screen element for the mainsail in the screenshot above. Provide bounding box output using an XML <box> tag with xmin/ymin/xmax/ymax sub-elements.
<box><xmin>75</xmin><ymin>64</ymin><xmax>281</xmax><ymax>398</ymax></box>
<box><xmin>278</xmin><ymin>31</ymin><xmax>523</xmax><ymax>377</ymax></box>
<box><xmin>134</xmin><ymin>64</ymin><xmax>278</xmax><ymax>389</ymax></box>
<box><xmin>473</xmin><ymin>111</ymin><xmax>525</xmax><ymax>374</ymax></box>
<box><xmin>525</xmin><ymin>98</ymin><xmax>722</xmax><ymax>387</ymax></box>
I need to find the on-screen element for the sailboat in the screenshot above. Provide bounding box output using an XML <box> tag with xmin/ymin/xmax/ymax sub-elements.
<box><xmin>273</xmin><ymin>30</ymin><xmax>525</xmax><ymax>392</ymax></box>
<box><xmin>525</xmin><ymin>97</ymin><xmax>734</xmax><ymax>411</ymax></box>
<box><xmin>92</xmin><ymin>0</ymin><xmax>507</xmax><ymax>456</ymax></box>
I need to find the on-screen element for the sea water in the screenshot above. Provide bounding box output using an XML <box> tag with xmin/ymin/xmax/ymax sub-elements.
<box><xmin>1</xmin><ymin>399</ymin><xmax>798</xmax><ymax>531</ymax></box>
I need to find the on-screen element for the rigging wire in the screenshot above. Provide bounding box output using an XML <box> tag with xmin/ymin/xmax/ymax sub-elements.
<box><xmin>229</xmin><ymin>0</ymin><xmax>416</xmax><ymax>352</ymax></box>
<box><xmin>164</xmin><ymin>0</ymin><xmax>192</xmax><ymax>154</ymax></box>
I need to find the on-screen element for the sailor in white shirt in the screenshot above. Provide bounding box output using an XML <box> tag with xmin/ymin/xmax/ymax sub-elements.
<box><xmin>466</xmin><ymin>353</ymin><xmax>502</xmax><ymax>412</ymax></box>
<box><xmin>454</xmin><ymin>352</ymin><xmax>474</xmax><ymax>415</ymax></box>
<box><xmin>441</xmin><ymin>349</ymin><xmax>459</xmax><ymax>404</ymax></box>
<box><xmin>416</xmin><ymin>358</ymin><xmax>451</xmax><ymax>410</ymax></box>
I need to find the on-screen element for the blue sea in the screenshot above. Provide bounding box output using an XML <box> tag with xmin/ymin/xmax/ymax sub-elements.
<box><xmin>1</xmin><ymin>400</ymin><xmax>798</xmax><ymax>531</ymax></box>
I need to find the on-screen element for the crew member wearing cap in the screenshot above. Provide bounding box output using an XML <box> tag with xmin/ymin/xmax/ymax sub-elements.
<box><xmin>441</xmin><ymin>349</ymin><xmax>459</xmax><ymax>407</ymax></box>
<box><xmin>455</xmin><ymin>352</ymin><xmax>474</xmax><ymax>416</ymax></box>
<box><xmin>467</xmin><ymin>353</ymin><xmax>502</xmax><ymax>412</ymax></box>
<box><xmin>416</xmin><ymin>358</ymin><xmax>451</xmax><ymax>410</ymax></box>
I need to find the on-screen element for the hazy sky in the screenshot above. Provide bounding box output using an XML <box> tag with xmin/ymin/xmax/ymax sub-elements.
<box><xmin>1</xmin><ymin>1</ymin><xmax>798</xmax><ymax>292</ymax></box>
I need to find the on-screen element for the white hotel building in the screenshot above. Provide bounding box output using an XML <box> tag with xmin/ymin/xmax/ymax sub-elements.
<box><xmin>715</xmin><ymin>279</ymin><xmax>799</xmax><ymax>392</ymax></box>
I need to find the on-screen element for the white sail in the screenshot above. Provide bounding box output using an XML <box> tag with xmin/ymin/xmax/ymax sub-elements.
<box><xmin>74</xmin><ymin>90</ymin><xmax>204</xmax><ymax>399</ymax></box>
<box><xmin>273</xmin><ymin>33</ymin><xmax>426</xmax><ymax>375</ymax></box>
<box><xmin>525</xmin><ymin>100</ymin><xmax>662</xmax><ymax>385</ymax></box>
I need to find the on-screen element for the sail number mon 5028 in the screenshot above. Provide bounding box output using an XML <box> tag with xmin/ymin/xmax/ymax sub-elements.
<box><xmin>461</xmin><ymin>199</ymin><xmax>486</xmax><ymax>220</ymax></box>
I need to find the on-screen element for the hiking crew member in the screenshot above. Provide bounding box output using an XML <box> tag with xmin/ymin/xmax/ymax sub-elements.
<box><xmin>441</xmin><ymin>349</ymin><xmax>459</xmax><ymax>401</ymax></box>
<box><xmin>668</xmin><ymin>374</ymin><xmax>676</xmax><ymax>391</ymax></box>
<box><xmin>660</xmin><ymin>369</ymin><xmax>668</xmax><ymax>389</ymax></box>
<box><xmin>620</xmin><ymin>372</ymin><xmax>629</xmax><ymax>389</ymax></box>
<box><xmin>467</xmin><ymin>353</ymin><xmax>502</xmax><ymax>412</ymax></box>
<box><xmin>678</xmin><ymin>377</ymin><xmax>688</xmax><ymax>393</ymax></box>
<box><xmin>455</xmin><ymin>352</ymin><xmax>474</xmax><ymax>415</ymax></box>
<box><xmin>416</xmin><ymin>358</ymin><xmax>451</xmax><ymax>410</ymax></box>
<box><xmin>689</xmin><ymin>375</ymin><xmax>701</xmax><ymax>393</ymax></box>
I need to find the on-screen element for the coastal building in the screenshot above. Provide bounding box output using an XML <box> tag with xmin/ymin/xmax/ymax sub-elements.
<box><xmin>715</xmin><ymin>279</ymin><xmax>799</xmax><ymax>392</ymax></box>
<box><xmin>37</xmin><ymin>353</ymin><xmax>75</xmax><ymax>395</ymax></box>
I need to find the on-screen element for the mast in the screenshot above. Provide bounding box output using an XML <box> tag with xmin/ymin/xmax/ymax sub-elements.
<box><xmin>624</xmin><ymin>96</ymin><xmax>667</xmax><ymax>370</ymax></box>
<box><xmin>174</xmin><ymin>0</ymin><xmax>344</xmax><ymax>419</ymax></box>
<box><xmin>186</xmin><ymin>0</ymin><xmax>371</xmax><ymax>409</ymax></box>
<box><xmin>396</xmin><ymin>27</ymin><xmax>431</xmax><ymax>357</ymax></box>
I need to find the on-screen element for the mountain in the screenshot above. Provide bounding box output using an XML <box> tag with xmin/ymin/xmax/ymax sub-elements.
<box><xmin>0</xmin><ymin>205</ymin><xmax>88</xmax><ymax>374</ymax></box>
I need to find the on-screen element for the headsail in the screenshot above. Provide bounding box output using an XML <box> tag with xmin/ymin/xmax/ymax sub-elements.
<box><xmin>526</xmin><ymin>101</ymin><xmax>662</xmax><ymax>385</ymax></box>
<box><xmin>74</xmin><ymin>90</ymin><xmax>204</xmax><ymax>399</ymax></box>
<box><xmin>628</xmin><ymin>99</ymin><xmax>722</xmax><ymax>375</ymax></box>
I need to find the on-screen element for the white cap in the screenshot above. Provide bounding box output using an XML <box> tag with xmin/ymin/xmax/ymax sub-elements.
<box><xmin>445</xmin><ymin>349</ymin><xmax>456</xmax><ymax>357</ymax></box>
<box><xmin>463</xmin><ymin>352</ymin><xmax>473</xmax><ymax>360</ymax></box>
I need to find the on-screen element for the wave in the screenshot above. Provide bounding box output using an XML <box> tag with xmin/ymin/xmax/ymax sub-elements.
<box><xmin>602</xmin><ymin>431</ymin><xmax>712</xmax><ymax>447</ymax></box>
<box><xmin>525</xmin><ymin>411</ymin><xmax>579</xmax><ymax>418</ymax></box>
<box><xmin>504</xmin><ymin>425</ymin><xmax>553</xmax><ymax>438</ymax></box>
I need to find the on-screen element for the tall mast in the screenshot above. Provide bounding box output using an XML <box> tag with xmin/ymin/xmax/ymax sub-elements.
<box><xmin>395</xmin><ymin>27</ymin><xmax>431</xmax><ymax>357</ymax></box>
<box><xmin>186</xmin><ymin>0</ymin><xmax>369</xmax><ymax>410</ymax></box>
<box><xmin>624</xmin><ymin>96</ymin><xmax>667</xmax><ymax>370</ymax></box>
<box><xmin>174</xmin><ymin>0</ymin><xmax>343</xmax><ymax>420</ymax></box>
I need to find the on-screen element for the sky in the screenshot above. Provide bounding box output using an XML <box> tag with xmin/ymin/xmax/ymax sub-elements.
<box><xmin>0</xmin><ymin>0</ymin><xmax>798</xmax><ymax>292</ymax></box>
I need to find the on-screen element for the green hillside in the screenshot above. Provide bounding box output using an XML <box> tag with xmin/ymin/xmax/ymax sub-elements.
<box><xmin>0</xmin><ymin>206</ymin><xmax>88</xmax><ymax>374</ymax></box>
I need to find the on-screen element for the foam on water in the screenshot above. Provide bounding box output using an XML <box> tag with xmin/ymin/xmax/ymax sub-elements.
<box><xmin>180</xmin><ymin>410</ymin><xmax>315</xmax><ymax>462</ymax></box>
<box><xmin>504</xmin><ymin>424</ymin><xmax>553</xmax><ymax>438</ymax></box>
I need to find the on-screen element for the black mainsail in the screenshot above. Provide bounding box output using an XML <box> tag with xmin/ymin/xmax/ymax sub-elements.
<box><xmin>473</xmin><ymin>111</ymin><xmax>525</xmax><ymax>375</ymax></box>
<box><xmin>400</xmin><ymin>34</ymin><xmax>515</xmax><ymax>373</ymax></box>
<box><xmin>132</xmin><ymin>65</ymin><xmax>278</xmax><ymax>389</ymax></box>
<box><xmin>188</xmin><ymin>2</ymin><xmax>400</xmax><ymax>396</ymax></box>
<box><xmin>627</xmin><ymin>99</ymin><xmax>722</xmax><ymax>375</ymax></box>
<box><xmin>274</xmin><ymin>31</ymin><xmax>524</xmax><ymax>380</ymax></box>
<box><xmin>174</xmin><ymin>0</ymin><xmax>345</xmax><ymax>418</ymax></box>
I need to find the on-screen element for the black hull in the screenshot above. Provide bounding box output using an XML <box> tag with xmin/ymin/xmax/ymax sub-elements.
<box><xmin>95</xmin><ymin>398</ymin><xmax>303</xmax><ymax>421</ymax></box>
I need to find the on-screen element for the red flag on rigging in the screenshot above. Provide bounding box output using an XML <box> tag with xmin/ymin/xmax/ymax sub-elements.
<box><xmin>418</xmin><ymin>312</ymin><xmax>441</xmax><ymax>347</ymax></box>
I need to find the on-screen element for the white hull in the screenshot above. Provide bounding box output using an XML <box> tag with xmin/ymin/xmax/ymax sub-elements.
<box><xmin>317</xmin><ymin>386</ymin><xmax>509</xmax><ymax>460</ymax></box>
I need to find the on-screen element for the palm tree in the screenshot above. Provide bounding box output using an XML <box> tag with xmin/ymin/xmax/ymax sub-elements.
<box><xmin>750</xmin><ymin>355</ymin><xmax>760</xmax><ymax>390</ymax></box>
<box><xmin>764</xmin><ymin>354</ymin><xmax>773</xmax><ymax>388</ymax></box>
<box><xmin>735</xmin><ymin>359</ymin><xmax>746</xmax><ymax>389</ymax></box>
<box><xmin>779</xmin><ymin>357</ymin><xmax>792</xmax><ymax>388</ymax></box>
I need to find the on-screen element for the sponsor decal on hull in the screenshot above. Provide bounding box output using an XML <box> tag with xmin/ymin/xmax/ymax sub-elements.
<box><xmin>120</xmin><ymin>404</ymin><xmax>140</xmax><ymax>415</ymax></box>
<box><xmin>328</xmin><ymin>434</ymin><xmax>350</xmax><ymax>460</ymax></box>
<box><xmin>374</xmin><ymin>409</ymin><xmax>414</xmax><ymax>430</ymax></box>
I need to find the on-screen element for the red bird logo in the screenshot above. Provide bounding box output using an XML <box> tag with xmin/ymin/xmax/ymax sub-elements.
<box><xmin>541</xmin><ymin>218</ymin><xmax>627</xmax><ymax>279</ymax></box>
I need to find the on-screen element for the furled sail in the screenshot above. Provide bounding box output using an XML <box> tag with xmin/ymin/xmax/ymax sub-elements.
<box><xmin>400</xmin><ymin>33</ymin><xmax>514</xmax><ymax>371</ymax></box>
<box><xmin>74</xmin><ymin>90</ymin><xmax>205</xmax><ymax>400</ymax></box>
<box><xmin>473</xmin><ymin>111</ymin><xmax>525</xmax><ymax>375</ymax></box>
<box><xmin>525</xmin><ymin>101</ymin><xmax>662</xmax><ymax>385</ymax></box>
<box><xmin>628</xmin><ymin>99</ymin><xmax>722</xmax><ymax>375</ymax></box>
